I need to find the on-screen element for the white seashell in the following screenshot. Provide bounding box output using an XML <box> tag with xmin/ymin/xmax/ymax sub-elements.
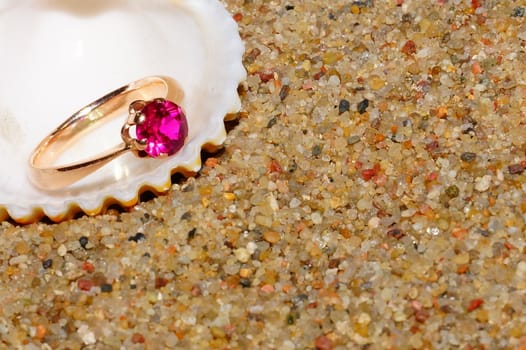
<box><xmin>0</xmin><ymin>0</ymin><xmax>246</xmax><ymax>223</ymax></box>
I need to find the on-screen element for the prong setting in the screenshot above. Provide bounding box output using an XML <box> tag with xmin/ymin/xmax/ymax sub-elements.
<box><xmin>122</xmin><ymin>98</ymin><xmax>188</xmax><ymax>158</ymax></box>
<box><xmin>121</xmin><ymin>100</ymin><xmax>153</xmax><ymax>156</ymax></box>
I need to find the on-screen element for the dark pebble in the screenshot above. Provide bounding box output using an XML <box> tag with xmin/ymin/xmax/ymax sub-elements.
<box><xmin>140</xmin><ymin>213</ymin><xmax>151</xmax><ymax>224</ymax></box>
<box><xmin>128</xmin><ymin>232</ymin><xmax>146</xmax><ymax>243</ymax></box>
<box><xmin>286</xmin><ymin>314</ymin><xmax>295</xmax><ymax>325</ymax></box>
<box><xmin>460</xmin><ymin>152</ymin><xmax>476</xmax><ymax>162</ymax></box>
<box><xmin>338</xmin><ymin>99</ymin><xmax>350</xmax><ymax>115</ymax></box>
<box><xmin>267</xmin><ymin>116</ymin><xmax>278</xmax><ymax>128</ymax></box>
<box><xmin>79</xmin><ymin>236</ymin><xmax>89</xmax><ymax>249</ymax></box>
<box><xmin>390</xmin><ymin>133</ymin><xmax>404</xmax><ymax>144</ymax></box>
<box><xmin>445</xmin><ymin>185</ymin><xmax>460</xmax><ymax>198</ymax></box>
<box><xmin>187</xmin><ymin>228</ymin><xmax>197</xmax><ymax>241</ymax></box>
<box><xmin>180</xmin><ymin>211</ymin><xmax>192</xmax><ymax>220</ymax></box>
<box><xmin>286</xmin><ymin>312</ymin><xmax>298</xmax><ymax>325</ymax></box>
<box><xmin>285</xmin><ymin>5</ymin><xmax>295</xmax><ymax>10</ymax></box>
<box><xmin>293</xmin><ymin>293</ymin><xmax>309</xmax><ymax>304</ymax></box>
<box><xmin>512</xmin><ymin>7</ymin><xmax>525</xmax><ymax>17</ymax></box>
<box><xmin>401</xmin><ymin>13</ymin><xmax>413</xmax><ymax>24</ymax></box>
<box><xmin>508</xmin><ymin>163</ymin><xmax>525</xmax><ymax>175</ymax></box>
<box><xmin>100</xmin><ymin>283</ymin><xmax>113</xmax><ymax>293</ymax></box>
<box><xmin>288</xmin><ymin>159</ymin><xmax>298</xmax><ymax>173</ymax></box>
<box><xmin>240</xmin><ymin>278</ymin><xmax>251</xmax><ymax>288</ymax></box>
<box><xmin>478</xmin><ymin>229</ymin><xmax>491</xmax><ymax>237</ymax></box>
<box><xmin>461</xmin><ymin>125</ymin><xmax>476</xmax><ymax>134</ymax></box>
<box><xmin>357</xmin><ymin>99</ymin><xmax>369</xmax><ymax>114</ymax></box>
<box><xmin>130</xmin><ymin>284</ymin><xmax>137</xmax><ymax>290</ymax></box>
<box><xmin>279</xmin><ymin>85</ymin><xmax>290</xmax><ymax>101</ymax></box>
<box><xmin>387</xmin><ymin>228</ymin><xmax>404</xmax><ymax>240</ymax></box>
<box><xmin>312</xmin><ymin>144</ymin><xmax>323</xmax><ymax>157</ymax></box>
<box><xmin>42</xmin><ymin>259</ymin><xmax>53</xmax><ymax>269</ymax></box>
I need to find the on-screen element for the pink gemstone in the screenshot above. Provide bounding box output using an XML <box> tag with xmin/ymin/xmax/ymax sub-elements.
<box><xmin>136</xmin><ymin>99</ymin><xmax>188</xmax><ymax>158</ymax></box>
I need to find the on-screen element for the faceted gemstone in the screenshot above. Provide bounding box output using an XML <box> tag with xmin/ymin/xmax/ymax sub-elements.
<box><xmin>135</xmin><ymin>99</ymin><xmax>188</xmax><ymax>158</ymax></box>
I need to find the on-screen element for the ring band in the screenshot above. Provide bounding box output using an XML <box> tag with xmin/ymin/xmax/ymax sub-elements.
<box><xmin>28</xmin><ymin>76</ymin><xmax>189</xmax><ymax>190</ymax></box>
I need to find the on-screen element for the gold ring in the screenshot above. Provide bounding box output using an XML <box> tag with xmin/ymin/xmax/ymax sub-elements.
<box><xmin>28</xmin><ymin>76</ymin><xmax>188</xmax><ymax>190</ymax></box>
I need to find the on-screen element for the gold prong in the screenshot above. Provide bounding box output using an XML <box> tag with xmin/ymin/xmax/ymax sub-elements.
<box><xmin>132</xmin><ymin>138</ymin><xmax>147</xmax><ymax>151</ymax></box>
<box><xmin>121</xmin><ymin>124</ymin><xmax>133</xmax><ymax>145</ymax></box>
<box><xmin>129</xmin><ymin>100</ymin><xmax>146</xmax><ymax>114</ymax></box>
<box><xmin>127</xmin><ymin>100</ymin><xmax>146</xmax><ymax>125</ymax></box>
<box><xmin>134</xmin><ymin>113</ymin><xmax>146</xmax><ymax>125</ymax></box>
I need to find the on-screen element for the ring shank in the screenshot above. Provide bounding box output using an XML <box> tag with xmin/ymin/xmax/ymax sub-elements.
<box><xmin>28</xmin><ymin>76</ymin><xmax>169</xmax><ymax>190</ymax></box>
